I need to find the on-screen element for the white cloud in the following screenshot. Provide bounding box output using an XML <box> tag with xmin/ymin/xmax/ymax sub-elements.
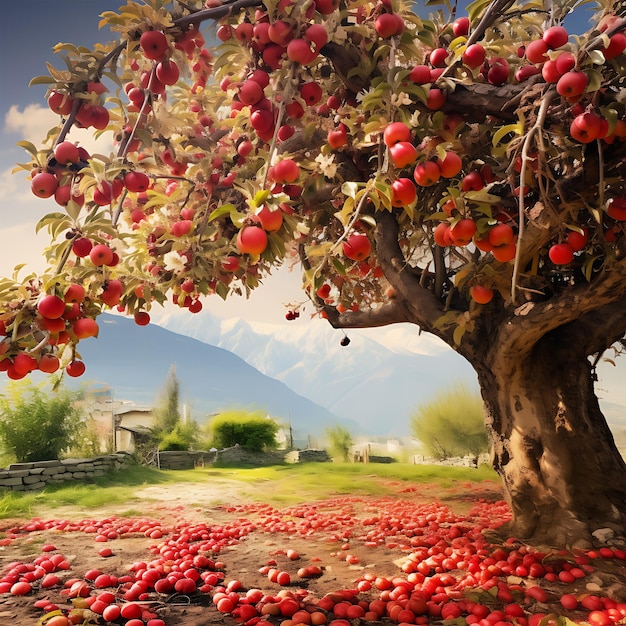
<box><xmin>0</xmin><ymin>166</ymin><xmax>32</xmax><ymax>204</ymax></box>
<box><xmin>4</xmin><ymin>103</ymin><xmax>114</xmax><ymax>156</ymax></box>
<box><xmin>0</xmin><ymin>222</ymin><xmax>49</xmax><ymax>278</ymax></box>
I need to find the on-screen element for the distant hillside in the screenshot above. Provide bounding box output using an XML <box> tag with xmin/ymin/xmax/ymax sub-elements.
<box><xmin>70</xmin><ymin>315</ymin><xmax>357</xmax><ymax>442</ymax></box>
<box><xmin>152</xmin><ymin>309</ymin><xmax>480</xmax><ymax>436</ymax></box>
<box><xmin>151</xmin><ymin>308</ymin><xmax>626</xmax><ymax>438</ymax></box>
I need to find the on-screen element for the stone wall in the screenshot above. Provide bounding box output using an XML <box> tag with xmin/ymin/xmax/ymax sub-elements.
<box><xmin>155</xmin><ymin>450</ymin><xmax>217</xmax><ymax>470</ymax></box>
<box><xmin>0</xmin><ymin>453</ymin><xmax>133</xmax><ymax>492</ymax></box>
<box><xmin>284</xmin><ymin>449</ymin><xmax>331</xmax><ymax>463</ymax></box>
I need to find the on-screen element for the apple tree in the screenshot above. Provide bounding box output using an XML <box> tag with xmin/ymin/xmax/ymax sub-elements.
<box><xmin>1</xmin><ymin>0</ymin><xmax>626</xmax><ymax>545</ymax></box>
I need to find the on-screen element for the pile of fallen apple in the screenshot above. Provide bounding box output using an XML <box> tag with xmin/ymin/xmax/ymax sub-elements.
<box><xmin>1</xmin><ymin>494</ymin><xmax>624</xmax><ymax>626</ymax></box>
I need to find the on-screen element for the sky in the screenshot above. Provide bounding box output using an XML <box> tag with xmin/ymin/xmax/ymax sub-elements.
<box><xmin>1</xmin><ymin>1</ymin><xmax>624</xmax><ymax>408</ymax></box>
<box><xmin>0</xmin><ymin>1</ymin><xmax>310</xmax><ymax>325</ymax></box>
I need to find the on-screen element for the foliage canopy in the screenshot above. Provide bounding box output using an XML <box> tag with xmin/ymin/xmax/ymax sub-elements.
<box><xmin>411</xmin><ymin>384</ymin><xmax>488</xmax><ymax>459</ymax></box>
<box><xmin>1</xmin><ymin>0</ymin><xmax>626</xmax><ymax>543</ymax></box>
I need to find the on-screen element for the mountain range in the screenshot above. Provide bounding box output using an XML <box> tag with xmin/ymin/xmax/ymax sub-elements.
<box><xmin>5</xmin><ymin>306</ymin><xmax>626</xmax><ymax>441</ymax></box>
<box><xmin>149</xmin><ymin>309</ymin><xmax>479</xmax><ymax>436</ymax></box>
<box><xmin>71</xmin><ymin>315</ymin><xmax>358</xmax><ymax>443</ymax></box>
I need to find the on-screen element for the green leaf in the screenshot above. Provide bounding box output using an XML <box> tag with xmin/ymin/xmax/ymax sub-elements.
<box><xmin>331</xmin><ymin>258</ymin><xmax>347</xmax><ymax>275</ymax></box>
<box><xmin>208</xmin><ymin>203</ymin><xmax>238</xmax><ymax>222</ymax></box>
<box><xmin>28</xmin><ymin>75</ymin><xmax>56</xmax><ymax>86</ymax></box>
<box><xmin>16</xmin><ymin>141</ymin><xmax>39</xmax><ymax>159</ymax></box>
<box><xmin>342</xmin><ymin>182</ymin><xmax>361</xmax><ymax>199</ymax></box>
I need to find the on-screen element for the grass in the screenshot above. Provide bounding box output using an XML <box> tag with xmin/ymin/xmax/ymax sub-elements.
<box><xmin>0</xmin><ymin>462</ymin><xmax>498</xmax><ymax>520</ymax></box>
<box><xmin>203</xmin><ymin>462</ymin><xmax>498</xmax><ymax>504</ymax></box>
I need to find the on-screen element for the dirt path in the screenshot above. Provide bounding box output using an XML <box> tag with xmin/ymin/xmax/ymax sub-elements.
<box><xmin>1</xmin><ymin>476</ymin><xmax>624</xmax><ymax>626</ymax></box>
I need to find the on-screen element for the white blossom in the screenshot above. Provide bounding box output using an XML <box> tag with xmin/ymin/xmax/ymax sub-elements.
<box><xmin>163</xmin><ymin>250</ymin><xmax>187</xmax><ymax>274</ymax></box>
<box><xmin>315</xmin><ymin>153</ymin><xmax>338</xmax><ymax>179</ymax></box>
<box><xmin>356</xmin><ymin>87</ymin><xmax>375</xmax><ymax>104</ymax></box>
<box><xmin>391</xmin><ymin>92</ymin><xmax>412</xmax><ymax>108</ymax></box>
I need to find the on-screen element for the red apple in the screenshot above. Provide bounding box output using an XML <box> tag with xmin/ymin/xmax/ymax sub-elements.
<box><xmin>342</xmin><ymin>233</ymin><xmax>371</xmax><ymax>261</ymax></box>
<box><xmin>237</xmin><ymin>225</ymin><xmax>268</xmax><ymax>254</ymax></box>
<box><xmin>543</xmin><ymin>25</ymin><xmax>569</xmax><ymax>50</ymax></box>
<box><xmin>48</xmin><ymin>91</ymin><xmax>74</xmax><ymax>115</ymax></box>
<box><xmin>134</xmin><ymin>311</ymin><xmax>151</xmax><ymax>326</ymax></box>
<box><xmin>38</xmin><ymin>354</ymin><xmax>60</xmax><ymax>373</ymax></box>
<box><xmin>54</xmin><ymin>141</ymin><xmax>80</xmax><ymax>165</ymax></box>
<box><xmin>140</xmin><ymin>30</ymin><xmax>169</xmax><ymax>61</ymax></box>
<box><xmin>66</xmin><ymin>360</ymin><xmax>86</xmax><ymax>377</ymax></box>
<box><xmin>470</xmin><ymin>285</ymin><xmax>494</xmax><ymax>304</ymax></box>
<box><xmin>156</xmin><ymin>59</ymin><xmax>180</xmax><ymax>85</ymax></box>
<box><xmin>389</xmin><ymin>142</ymin><xmax>417</xmax><ymax>168</ymax></box>
<box><xmin>383</xmin><ymin>122</ymin><xmax>411</xmax><ymax>147</ymax></box>
<box><xmin>89</xmin><ymin>244</ymin><xmax>115</xmax><ymax>267</ymax></box>
<box><xmin>556</xmin><ymin>71</ymin><xmax>588</xmax><ymax>97</ymax></box>
<box><xmin>425</xmin><ymin>88</ymin><xmax>446</xmax><ymax>110</ymax></box>
<box><xmin>409</xmin><ymin>65</ymin><xmax>432</xmax><ymax>84</ymax></box>
<box><xmin>489</xmin><ymin>223</ymin><xmax>515</xmax><ymax>246</ymax></box>
<box><xmin>429</xmin><ymin>47</ymin><xmax>449</xmax><ymax>67</ymax></box>
<box><xmin>286</xmin><ymin>38</ymin><xmax>317</xmax><ymax>64</ymax></box>
<box><xmin>256</xmin><ymin>204</ymin><xmax>283</xmax><ymax>231</ymax></box>
<box><xmin>72</xmin><ymin>237</ymin><xmax>93</xmax><ymax>258</ymax></box>
<box><xmin>487</xmin><ymin>58</ymin><xmax>510</xmax><ymax>85</ymax></box>
<box><xmin>548</xmin><ymin>242</ymin><xmax>574</xmax><ymax>265</ymax></box>
<box><xmin>462</xmin><ymin>43</ymin><xmax>485</xmax><ymax>69</ymax></box>
<box><xmin>452</xmin><ymin>17</ymin><xmax>470</xmax><ymax>37</ymax></box>
<box><xmin>391</xmin><ymin>178</ymin><xmax>417</xmax><ymax>207</ymax></box>
<box><xmin>570</xmin><ymin>112</ymin><xmax>603</xmax><ymax>143</ymax></box>
<box><xmin>38</xmin><ymin>295</ymin><xmax>66</xmax><ymax>320</ymax></box>
<box><xmin>124</xmin><ymin>171</ymin><xmax>150</xmax><ymax>193</ymax></box>
<box><xmin>525</xmin><ymin>38</ymin><xmax>549</xmax><ymax>64</ymax></box>
<box><xmin>72</xmin><ymin>317</ymin><xmax>99</xmax><ymax>339</ymax></box>
<box><xmin>450</xmin><ymin>218</ymin><xmax>477</xmax><ymax>246</ymax></box>
<box><xmin>328</xmin><ymin>124</ymin><xmax>348</xmax><ymax>149</ymax></box>
<box><xmin>375</xmin><ymin>13</ymin><xmax>404</xmax><ymax>38</ymax></box>
<box><xmin>31</xmin><ymin>172</ymin><xmax>59</xmax><ymax>198</ymax></box>
<box><xmin>414</xmin><ymin>161</ymin><xmax>441</xmax><ymax>186</ymax></box>
<box><xmin>437</xmin><ymin>151</ymin><xmax>463</xmax><ymax>178</ymax></box>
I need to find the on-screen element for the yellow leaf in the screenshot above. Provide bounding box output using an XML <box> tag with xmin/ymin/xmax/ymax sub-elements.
<box><xmin>492</xmin><ymin>121</ymin><xmax>523</xmax><ymax>149</ymax></box>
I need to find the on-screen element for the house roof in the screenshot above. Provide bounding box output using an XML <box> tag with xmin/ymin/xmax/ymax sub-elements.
<box><xmin>117</xmin><ymin>425</ymin><xmax>153</xmax><ymax>436</ymax></box>
<box><xmin>114</xmin><ymin>407</ymin><xmax>153</xmax><ymax>416</ymax></box>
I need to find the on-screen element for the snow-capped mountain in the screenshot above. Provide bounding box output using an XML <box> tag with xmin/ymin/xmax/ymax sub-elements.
<box><xmin>150</xmin><ymin>309</ymin><xmax>480</xmax><ymax>436</ymax></box>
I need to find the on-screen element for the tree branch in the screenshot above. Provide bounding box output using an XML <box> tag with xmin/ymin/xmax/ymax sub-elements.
<box><xmin>374</xmin><ymin>210</ymin><xmax>453</xmax><ymax>340</ymax></box>
<box><xmin>498</xmin><ymin>252</ymin><xmax>626</xmax><ymax>360</ymax></box>
<box><xmin>324</xmin><ymin>299</ymin><xmax>413</xmax><ymax>329</ymax></box>
<box><xmin>173</xmin><ymin>0</ymin><xmax>263</xmax><ymax>29</ymax></box>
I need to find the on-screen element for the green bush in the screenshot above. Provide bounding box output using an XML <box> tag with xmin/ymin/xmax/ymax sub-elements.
<box><xmin>209</xmin><ymin>410</ymin><xmax>279</xmax><ymax>452</ymax></box>
<box><xmin>0</xmin><ymin>379</ymin><xmax>85</xmax><ymax>463</ymax></box>
<box><xmin>410</xmin><ymin>383</ymin><xmax>488</xmax><ymax>460</ymax></box>
<box><xmin>325</xmin><ymin>424</ymin><xmax>353</xmax><ymax>462</ymax></box>
<box><xmin>158</xmin><ymin>421</ymin><xmax>198</xmax><ymax>451</ymax></box>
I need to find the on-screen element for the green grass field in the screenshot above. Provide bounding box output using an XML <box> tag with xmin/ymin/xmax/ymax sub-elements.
<box><xmin>0</xmin><ymin>462</ymin><xmax>498</xmax><ymax>519</ymax></box>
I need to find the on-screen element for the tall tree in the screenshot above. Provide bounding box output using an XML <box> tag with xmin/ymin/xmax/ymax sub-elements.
<box><xmin>154</xmin><ymin>364</ymin><xmax>182</xmax><ymax>435</ymax></box>
<box><xmin>1</xmin><ymin>0</ymin><xmax>626</xmax><ymax>545</ymax></box>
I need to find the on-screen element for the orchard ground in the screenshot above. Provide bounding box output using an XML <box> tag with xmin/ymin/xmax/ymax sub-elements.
<box><xmin>0</xmin><ymin>464</ymin><xmax>625</xmax><ymax>626</ymax></box>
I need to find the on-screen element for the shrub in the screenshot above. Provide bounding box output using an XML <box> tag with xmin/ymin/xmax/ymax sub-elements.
<box><xmin>158</xmin><ymin>421</ymin><xmax>198</xmax><ymax>451</ymax></box>
<box><xmin>0</xmin><ymin>379</ymin><xmax>85</xmax><ymax>463</ymax></box>
<box><xmin>325</xmin><ymin>424</ymin><xmax>353</xmax><ymax>462</ymax></box>
<box><xmin>410</xmin><ymin>383</ymin><xmax>488</xmax><ymax>460</ymax></box>
<box><xmin>209</xmin><ymin>410</ymin><xmax>279</xmax><ymax>452</ymax></box>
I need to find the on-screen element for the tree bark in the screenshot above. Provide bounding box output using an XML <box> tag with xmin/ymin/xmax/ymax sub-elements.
<box><xmin>474</xmin><ymin>328</ymin><xmax>626</xmax><ymax>547</ymax></box>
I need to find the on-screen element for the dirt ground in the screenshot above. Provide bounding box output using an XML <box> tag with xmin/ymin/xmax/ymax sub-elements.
<box><xmin>0</xmin><ymin>475</ymin><xmax>625</xmax><ymax>626</ymax></box>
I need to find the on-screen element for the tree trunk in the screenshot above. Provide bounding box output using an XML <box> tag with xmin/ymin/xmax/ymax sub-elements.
<box><xmin>474</xmin><ymin>331</ymin><xmax>626</xmax><ymax>547</ymax></box>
